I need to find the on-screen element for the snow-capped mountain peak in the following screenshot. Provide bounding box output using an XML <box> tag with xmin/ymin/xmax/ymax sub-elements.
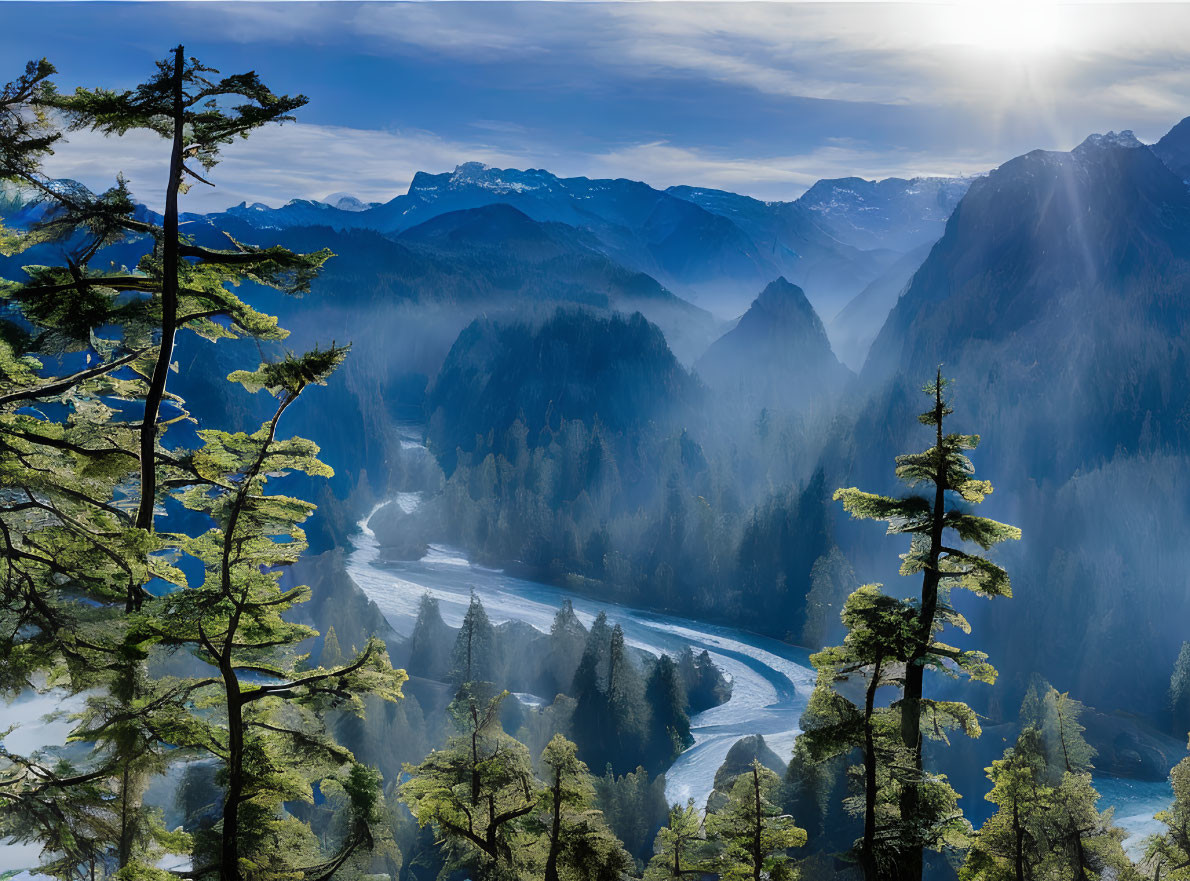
<box><xmin>1074</xmin><ymin>130</ymin><xmax>1145</xmax><ymax>154</ymax></box>
<box><xmin>446</xmin><ymin>162</ymin><xmax>553</xmax><ymax>194</ymax></box>
<box><xmin>322</xmin><ymin>192</ymin><xmax>374</xmax><ymax>212</ymax></box>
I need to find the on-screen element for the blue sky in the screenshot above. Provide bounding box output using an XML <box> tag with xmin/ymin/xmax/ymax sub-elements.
<box><xmin>5</xmin><ymin>1</ymin><xmax>1190</xmax><ymax>211</ymax></box>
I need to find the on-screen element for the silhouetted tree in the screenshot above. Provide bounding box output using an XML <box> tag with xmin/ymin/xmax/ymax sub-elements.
<box><xmin>450</xmin><ymin>592</ymin><xmax>497</xmax><ymax>689</ymax></box>
<box><xmin>645</xmin><ymin>654</ymin><xmax>692</xmax><ymax>770</ymax></box>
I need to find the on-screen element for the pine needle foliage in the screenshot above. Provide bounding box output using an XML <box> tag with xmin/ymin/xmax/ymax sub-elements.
<box><xmin>965</xmin><ymin>709</ymin><xmax>1138</xmax><ymax>881</ymax></box>
<box><xmin>707</xmin><ymin>760</ymin><xmax>806</xmax><ymax>881</ymax></box>
<box><xmin>1145</xmin><ymin>742</ymin><xmax>1190</xmax><ymax>881</ymax></box>
<box><xmin>0</xmin><ymin>50</ymin><xmax>404</xmax><ymax>881</ymax></box>
<box><xmin>643</xmin><ymin>800</ymin><xmax>715</xmax><ymax>881</ymax></box>
<box><xmin>400</xmin><ymin>687</ymin><xmax>540</xmax><ymax>881</ymax></box>
<box><xmin>829</xmin><ymin>370</ymin><xmax>1021</xmax><ymax>881</ymax></box>
<box><xmin>532</xmin><ymin>734</ymin><xmax>633</xmax><ymax>881</ymax></box>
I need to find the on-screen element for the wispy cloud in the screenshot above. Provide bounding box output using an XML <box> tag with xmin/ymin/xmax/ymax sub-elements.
<box><xmin>191</xmin><ymin>2</ymin><xmax>1190</xmax><ymax>117</ymax></box>
<box><xmin>27</xmin><ymin>2</ymin><xmax>1190</xmax><ymax>210</ymax></box>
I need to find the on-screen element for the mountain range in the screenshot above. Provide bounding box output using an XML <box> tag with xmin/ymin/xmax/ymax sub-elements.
<box><xmin>9</xmin><ymin>115</ymin><xmax>1190</xmax><ymax>744</ymax></box>
<box><xmin>209</xmin><ymin>161</ymin><xmax>971</xmax><ymax>321</ymax></box>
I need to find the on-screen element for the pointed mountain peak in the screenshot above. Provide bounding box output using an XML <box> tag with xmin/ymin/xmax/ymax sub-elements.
<box><xmin>747</xmin><ymin>277</ymin><xmax>823</xmax><ymax>331</ymax></box>
<box><xmin>1157</xmin><ymin>116</ymin><xmax>1190</xmax><ymax>147</ymax></box>
<box><xmin>696</xmin><ymin>277</ymin><xmax>849</xmax><ymax>409</ymax></box>
<box><xmin>1152</xmin><ymin>117</ymin><xmax>1190</xmax><ymax>182</ymax></box>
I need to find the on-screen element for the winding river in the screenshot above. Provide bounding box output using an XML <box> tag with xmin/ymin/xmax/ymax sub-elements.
<box><xmin>347</xmin><ymin>435</ymin><xmax>1174</xmax><ymax>856</ymax></box>
<box><xmin>348</xmin><ymin>497</ymin><xmax>815</xmax><ymax>811</ymax></box>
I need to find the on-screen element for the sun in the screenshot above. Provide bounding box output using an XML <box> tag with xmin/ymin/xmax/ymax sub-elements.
<box><xmin>934</xmin><ymin>0</ymin><xmax>1063</xmax><ymax>55</ymax></box>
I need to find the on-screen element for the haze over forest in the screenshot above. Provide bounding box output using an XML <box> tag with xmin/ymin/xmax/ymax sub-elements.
<box><xmin>3</xmin><ymin>4</ymin><xmax>1190</xmax><ymax>881</ymax></box>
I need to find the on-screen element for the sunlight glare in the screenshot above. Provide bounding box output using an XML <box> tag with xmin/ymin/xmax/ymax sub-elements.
<box><xmin>936</xmin><ymin>0</ymin><xmax>1063</xmax><ymax>54</ymax></box>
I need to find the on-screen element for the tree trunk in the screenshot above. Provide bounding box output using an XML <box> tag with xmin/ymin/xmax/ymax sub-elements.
<box><xmin>471</xmin><ymin>701</ymin><xmax>481</xmax><ymax>808</ymax></box>
<box><xmin>219</xmin><ymin>656</ymin><xmax>245</xmax><ymax>881</ymax></box>
<box><xmin>134</xmin><ymin>43</ymin><xmax>184</xmax><ymax>566</ymax></box>
<box><xmin>115</xmin><ymin>43</ymin><xmax>185</xmax><ymax>873</ymax></box>
<box><xmin>752</xmin><ymin>764</ymin><xmax>763</xmax><ymax>881</ymax></box>
<box><xmin>1013</xmin><ymin>799</ymin><xmax>1025</xmax><ymax>881</ymax></box>
<box><xmin>544</xmin><ymin>768</ymin><xmax>563</xmax><ymax>881</ymax></box>
<box><xmin>113</xmin><ymin>660</ymin><xmax>142</xmax><ymax>868</ymax></box>
<box><xmin>862</xmin><ymin>659</ymin><xmax>882</xmax><ymax>881</ymax></box>
<box><xmin>897</xmin><ymin>374</ymin><xmax>947</xmax><ymax>881</ymax></box>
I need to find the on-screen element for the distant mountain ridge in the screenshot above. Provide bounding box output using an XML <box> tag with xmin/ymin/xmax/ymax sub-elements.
<box><xmin>202</xmin><ymin>162</ymin><xmax>976</xmax><ymax>322</ymax></box>
<box><xmin>795</xmin><ymin>174</ymin><xmax>973</xmax><ymax>252</ymax></box>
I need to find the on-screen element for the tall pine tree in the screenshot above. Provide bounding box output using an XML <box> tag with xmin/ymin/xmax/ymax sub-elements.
<box><xmin>833</xmin><ymin>370</ymin><xmax>1020</xmax><ymax>881</ymax></box>
<box><xmin>0</xmin><ymin>51</ymin><xmax>405</xmax><ymax>881</ymax></box>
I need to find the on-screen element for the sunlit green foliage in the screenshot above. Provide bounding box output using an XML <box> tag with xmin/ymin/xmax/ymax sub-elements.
<box><xmin>707</xmin><ymin>760</ymin><xmax>806</xmax><ymax>881</ymax></box>
<box><xmin>643</xmin><ymin>800</ymin><xmax>714</xmax><ymax>881</ymax></box>
<box><xmin>1145</xmin><ymin>743</ymin><xmax>1190</xmax><ymax>880</ymax></box>
<box><xmin>532</xmin><ymin>734</ymin><xmax>633</xmax><ymax>881</ymax></box>
<box><xmin>0</xmin><ymin>50</ymin><xmax>402</xmax><ymax>881</ymax></box>
<box><xmin>961</xmin><ymin>728</ymin><xmax>1051</xmax><ymax>881</ymax></box>
<box><xmin>400</xmin><ymin>687</ymin><xmax>540</xmax><ymax>881</ymax></box>
<box><xmin>827</xmin><ymin>371</ymin><xmax>1020</xmax><ymax>881</ymax></box>
<box><xmin>966</xmin><ymin>689</ymin><xmax>1138</xmax><ymax>881</ymax></box>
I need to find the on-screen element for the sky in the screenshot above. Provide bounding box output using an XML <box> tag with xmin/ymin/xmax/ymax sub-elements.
<box><xmin>4</xmin><ymin>1</ymin><xmax>1190</xmax><ymax>212</ymax></box>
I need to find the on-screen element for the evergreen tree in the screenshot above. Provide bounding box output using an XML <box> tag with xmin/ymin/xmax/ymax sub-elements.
<box><xmin>607</xmin><ymin>624</ymin><xmax>648</xmax><ymax>769</ymax></box>
<box><xmin>1046</xmin><ymin>773</ymin><xmax>1135</xmax><ymax>881</ymax></box>
<box><xmin>535</xmin><ymin>734</ymin><xmax>633</xmax><ymax>881</ymax></box>
<box><xmin>572</xmin><ymin>612</ymin><xmax>613</xmax><ymax>768</ymax></box>
<box><xmin>161</xmin><ymin>350</ymin><xmax>406</xmax><ymax>881</ymax></box>
<box><xmin>782</xmin><ymin>737</ymin><xmax>855</xmax><ymax>858</ymax></box>
<box><xmin>644</xmin><ymin>654</ymin><xmax>692</xmax><ymax>770</ymax></box>
<box><xmin>450</xmin><ymin>591</ymin><xmax>497</xmax><ymax>689</ymax></box>
<box><xmin>967</xmin><ymin>691</ymin><xmax>1137</xmax><ymax>881</ymax></box>
<box><xmin>592</xmin><ymin>765</ymin><xmax>670</xmax><ymax>864</ymax></box>
<box><xmin>644</xmin><ymin>800</ymin><xmax>713</xmax><ymax>881</ymax></box>
<box><xmin>802</xmin><ymin>584</ymin><xmax>930</xmax><ymax>880</ymax></box>
<box><xmin>1031</xmin><ymin>688</ymin><xmax>1133</xmax><ymax>881</ymax></box>
<box><xmin>833</xmin><ymin>370</ymin><xmax>1020</xmax><ymax>881</ymax></box>
<box><xmin>0</xmin><ymin>51</ymin><xmax>404</xmax><ymax>881</ymax></box>
<box><xmin>707</xmin><ymin>760</ymin><xmax>806</xmax><ymax>881</ymax></box>
<box><xmin>400</xmin><ymin>687</ymin><xmax>539</xmax><ymax>881</ymax></box>
<box><xmin>961</xmin><ymin>728</ymin><xmax>1052</xmax><ymax>881</ymax></box>
<box><xmin>1171</xmin><ymin>643</ymin><xmax>1190</xmax><ymax>736</ymax></box>
<box><xmin>1144</xmin><ymin>743</ymin><xmax>1190</xmax><ymax>880</ymax></box>
<box><xmin>681</xmin><ymin>648</ymin><xmax>731</xmax><ymax>714</ymax></box>
<box><xmin>319</xmin><ymin>625</ymin><xmax>345</xmax><ymax>669</ymax></box>
<box><xmin>0</xmin><ymin>59</ymin><xmax>179</xmax><ymax>874</ymax></box>
<box><xmin>545</xmin><ymin>599</ymin><xmax>588</xmax><ymax>698</ymax></box>
<box><xmin>408</xmin><ymin>593</ymin><xmax>451</xmax><ymax>680</ymax></box>
<box><xmin>47</xmin><ymin>47</ymin><xmax>320</xmax><ymax>547</ymax></box>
